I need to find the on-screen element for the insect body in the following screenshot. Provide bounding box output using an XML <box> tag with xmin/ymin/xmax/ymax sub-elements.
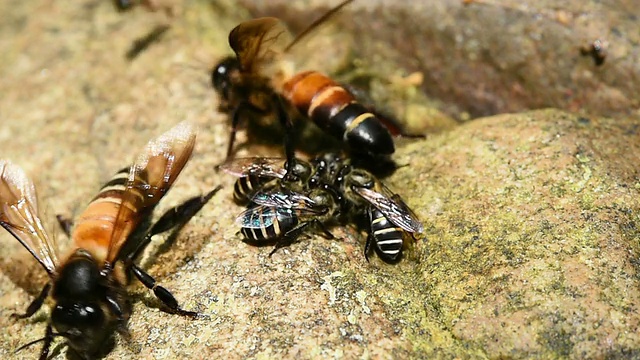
<box><xmin>220</xmin><ymin>157</ymin><xmax>313</xmax><ymax>205</ymax></box>
<box><xmin>237</xmin><ymin>188</ymin><xmax>339</xmax><ymax>255</ymax></box>
<box><xmin>313</xmin><ymin>153</ymin><xmax>423</xmax><ymax>261</ymax></box>
<box><xmin>212</xmin><ymin>0</ymin><xmax>402</xmax><ymax>169</ymax></box>
<box><xmin>0</xmin><ymin>121</ymin><xmax>219</xmax><ymax>359</ymax></box>
<box><xmin>367</xmin><ymin>206</ymin><xmax>405</xmax><ymax>260</ymax></box>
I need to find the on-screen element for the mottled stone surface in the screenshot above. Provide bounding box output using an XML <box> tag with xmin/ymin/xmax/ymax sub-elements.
<box><xmin>241</xmin><ymin>0</ymin><xmax>640</xmax><ymax>120</ymax></box>
<box><xmin>0</xmin><ymin>0</ymin><xmax>639</xmax><ymax>359</ymax></box>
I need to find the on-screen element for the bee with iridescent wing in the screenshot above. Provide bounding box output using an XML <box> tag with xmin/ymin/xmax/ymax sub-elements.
<box><xmin>219</xmin><ymin>156</ymin><xmax>313</xmax><ymax>205</ymax></box>
<box><xmin>0</xmin><ymin>122</ymin><xmax>220</xmax><ymax>359</ymax></box>
<box><xmin>335</xmin><ymin>164</ymin><xmax>424</xmax><ymax>262</ymax></box>
<box><xmin>236</xmin><ymin>188</ymin><xmax>340</xmax><ymax>256</ymax></box>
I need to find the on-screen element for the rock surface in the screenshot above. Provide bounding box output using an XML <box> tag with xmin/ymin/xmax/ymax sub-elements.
<box><xmin>0</xmin><ymin>0</ymin><xmax>639</xmax><ymax>359</ymax></box>
<box><xmin>241</xmin><ymin>0</ymin><xmax>640</xmax><ymax>120</ymax></box>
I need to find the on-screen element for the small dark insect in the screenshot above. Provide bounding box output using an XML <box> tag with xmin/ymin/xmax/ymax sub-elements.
<box><xmin>219</xmin><ymin>157</ymin><xmax>313</xmax><ymax>205</ymax></box>
<box><xmin>223</xmin><ymin>153</ymin><xmax>423</xmax><ymax>261</ymax></box>
<box><xmin>0</xmin><ymin>122</ymin><xmax>220</xmax><ymax>359</ymax></box>
<box><xmin>580</xmin><ymin>39</ymin><xmax>607</xmax><ymax>66</ymax></box>
<box><xmin>126</xmin><ymin>24</ymin><xmax>171</xmax><ymax>60</ymax></box>
<box><xmin>237</xmin><ymin>188</ymin><xmax>340</xmax><ymax>256</ymax></box>
<box><xmin>211</xmin><ymin>0</ymin><xmax>422</xmax><ymax>174</ymax></box>
<box><xmin>316</xmin><ymin>153</ymin><xmax>424</xmax><ymax>262</ymax></box>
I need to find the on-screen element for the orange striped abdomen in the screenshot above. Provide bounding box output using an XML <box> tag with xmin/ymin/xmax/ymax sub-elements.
<box><xmin>282</xmin><ymin>71</ymin><xmax>395</xmax><ymax>155</ymax></box>
<box><xmin>71</xmin><ymin>168</ymin><xmax>145</xmax><ymax>263</ymax></box>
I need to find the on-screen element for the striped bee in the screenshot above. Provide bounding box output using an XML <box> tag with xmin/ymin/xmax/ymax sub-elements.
<box><xmin>319</xmin><ymin>154</ymin><xmax>423</xmax><ymax>262</ymax></box>
<box><xmin>0</xmin><ymin>122</ymin><xmax>220</xmax><ymax>359</ymax></box>
<box><xmin>219</xmin><ymin>157</ymin><xmax>313</xmax><ymax>205</ymax></box>
<box><xmin>236</xmin><ymin>188</ymin><xmax>339</xmax><ymax>255</ymax></box>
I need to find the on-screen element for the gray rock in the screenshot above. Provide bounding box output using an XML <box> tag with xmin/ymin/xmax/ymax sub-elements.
<box><xmin>0</xmin><ymin>0</ymin><xmax>639</xmax><ymax>359</ymax></box>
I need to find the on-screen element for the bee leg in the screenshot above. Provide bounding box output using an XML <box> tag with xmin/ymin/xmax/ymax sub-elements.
<box><xmin>15</xmin><ymin>323</ymin><xmax>54</xmax><ymax>359</ymax></box>
<box><xmin>312</xmin><ymin>219</ymin><xmax>335</xmax><ymax>239</ymax></box>
<box><xmin>364</xmin><ymin>233</ymin><xmax>373</xmax><ymax>263</ymax></box>
<box><xmin>222</xmin><ymin>101</ymin><xmax>265</xmax><ymax>167</ymax></box>
<box><xmin>11</xmin><ymin>283</ymin><xmax>51</xmax><ymax>319</ymax></box>
<box><xmin>269</xmin><ymin>221</ymin><xmax>313</xmax><ymax>257</ymax></box>
<box><xmin>55</xmin><ymin>215</ymin><xmax>73</xmax><ymax>237</ymax></box>
<box><xmin>364</xmin><ymin>206</ymin><xmax>375</xmax><ymax>262</ymax></box>
<box><xmin>127</xmin><ymin>186</ymin><xmax>222</xmax><ymax>262</ymax></box>
<box><xmin>37</xmin><ymin>324</ymin><xmax>53</xmax><ymax>360</ymax></box>
<box><xmin>272</xmin><ymin>94</ymin><xmax>296</xmax><ymax>179</ymax></box>
<box><xmin>129</xmin><ymin>263</ymin><xmax>203</xmax><ymax>318</ymax></box>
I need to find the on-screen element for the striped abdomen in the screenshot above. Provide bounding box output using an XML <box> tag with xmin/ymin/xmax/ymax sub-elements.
<box><xmin>240</xmin><ymin>207</ymin><xmax>298</xmax><ymax>242</ymax></box>
<box><xmin>282</xmin><ymin>71</ymin><xmax>395</xmax><ymax>155</ymax></box>
<box><xmin>71</xmin><ymin>167</ymin><xmax>145</xmax><ymax>261</ymax></box>
<box><xmin>370</xmin><ymin>207</ymin><xmax>404</xmax><ymax>261</ymax></box>
<box><xmin>233</xmin><ymin>175</ymin><xmax>273</xmax><ymax>205</ymax></box>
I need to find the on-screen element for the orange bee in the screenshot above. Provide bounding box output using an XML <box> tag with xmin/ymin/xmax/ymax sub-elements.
<box><xmin>0</xmin><ymin>121</ymin><xmax>220</xmax><ymax>359</ymax></box>
<box><xmin>211</xmin><ymin>0</ymin><xmax>415</xmax><ymax>173</ymax></box>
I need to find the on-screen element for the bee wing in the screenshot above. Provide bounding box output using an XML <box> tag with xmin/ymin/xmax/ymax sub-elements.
<box><xmin>250</xmin><ymin>190</ymin><xmax>316</xmax><ymax>209</ymax></box>
<box><xmin>353</xmin><ymin>187</ymin><xmax>424</xmax><ymax>234</ymax></box>
<box><xmin>219</xmin><ymin>157</ymin><xmax>286</xmax><ymax>179</ymax></box>
<box><xmin>106</xmin><ymin>121</ymin><xmax>197</xmax><ymax>263</ymax></box>
<box><xmin>235</xmin><ymin>205</ymin><xmax>281</xmax><ymax>229</ymax></box>
<box><xmin>228</xmin><ymin>17</ymin><xmax>293</xmax><ymax>75</ymax></box>
<box><xmin>0</xmin><ymin>160</ymin><xmax>58</xmax><ymax>276</ymax></box>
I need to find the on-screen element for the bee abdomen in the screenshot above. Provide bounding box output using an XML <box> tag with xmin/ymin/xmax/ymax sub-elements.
<box><xmin>240</xmin><ymin>207</ymin><xmax>298</xmax><ymax>242</ymax></box>
<box><xmin>72</xmin><ymin>167</ymin><xmax>146</xmax><ymax>254</ymax></box>
<box><xmin>233</xmin><ymin>175</ymin><xmax>267</xmax><ymax>205</ymax></box>
<box><xmin>283</xmin><ymin>71</ymin><xmax>394</xmax><ymax>155</ymax></box>
<box><xmin>371</xmin><ymin>210</ymin><xmax>403</xmax><ymax>260</ymax></box>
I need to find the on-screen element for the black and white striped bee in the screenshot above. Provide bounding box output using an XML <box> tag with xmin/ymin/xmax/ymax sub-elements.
<box><xmin>236</xmin><ymin>188</ymin><xmax>339</xmax><ymax>255</ymax></box>
<box><xmin>219</xmin><ymin>157</ymin><xmax>313</xmax><ymax>205</ymax></box>
<box><xmin>328</xmin><ymin>157</ymin><xmax>424</xmax><ymax>262</ymax></box>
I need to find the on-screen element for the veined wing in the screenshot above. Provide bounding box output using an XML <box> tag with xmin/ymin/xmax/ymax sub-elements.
<box><xmin>353</xmin><ymin>186</ymin><xmax>424</xmax><ymax>234</ymax></box>
<box><xmin>106</xmin><ymin>121</ymin><xmax>197</xmax><ymax>263</ymax></box>
<box><xmin>229</xmin><ymin>17</ymin><xmax>293</xmax><ymax>75</ymax></box>
<box><xmin>0</xmin><ymin>160</ymin><xmax>58</xmax><ymax>275</ymax></box>
<box><xmin>235</xmin><ymin>205</ymin><xmax>282</xmax><ymax>229</ymax></box>
<box><xmin>219</xmin><ymin>157</ymin><xmax>286</xmax><ymax>179</ymax></box>
<box><xmin>250</xmin><ymin>190</ymin><xmax>316</xmax><ymax>209</ymax></box>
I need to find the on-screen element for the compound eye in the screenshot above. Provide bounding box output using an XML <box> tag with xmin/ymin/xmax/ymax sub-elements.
<box><xmin>211</xmin><ymin>57</ymin><xmax>239</xmax><ymax>94</ymax></box>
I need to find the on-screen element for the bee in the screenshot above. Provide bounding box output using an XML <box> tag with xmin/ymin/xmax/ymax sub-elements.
<box><xmin>212</xmin><ymin>0</ymin><xmax>410</xmax><ymax>171</ymax></box>
<box><xmin>219</xmin><ymin>157</ymin><xmax>314</xmax><ymax>205</ymax></box>
<box><xmin>580</xmin><ymin>39</ymin><xmax>607</xmax><ymax>66</ymax></box>
<box><xmin>0</xmin><ymin>121</ymin><xmax>220</xmax><ymax>359</ymax></box>
<box><xmin>236</xmin><ymin>188</ymin><xmax>340</xmax><ymax>255</ymax></box>
<box><xmin>320</xmin><ymin>154</ymin><xmax>424</xmax><ymax>261</ymax></box>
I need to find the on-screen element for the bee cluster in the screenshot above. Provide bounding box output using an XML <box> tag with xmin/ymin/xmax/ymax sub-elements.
<box><xmin>0</xmin><ymin>0</ymin><xmax>425</xmax><ymax>358</ymax></box>
<box><xmin>220</xmin><ymin>153</ymin><xmax>423</xmax><ymax>262</ymax></box>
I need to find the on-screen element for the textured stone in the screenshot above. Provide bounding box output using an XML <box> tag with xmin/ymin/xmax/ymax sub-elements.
<box><xmin>0</xmin><ymin>0</ymin><xmax>639</xmax><ymax>359</ymax></box>
<box><xmin>240</xmin><ymin>0</ymin><xmax>640</xmax><ymax>119</ymax></box>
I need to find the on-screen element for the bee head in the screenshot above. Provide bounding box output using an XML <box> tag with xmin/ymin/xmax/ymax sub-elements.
<box><xmin>51</xmin><ymin>251</ymin><xmax>118</xmax><ymax>355</ymax></box>
<box><xmin>285</xmin><ymin>159</ymin><xmax>312</xmax><ymax>184</ymax></box>
<box><xmin>211</xmin><ymin>56</ymin><xmax>241</xmax><ymax>100</ymax></box>
<box><xmin>346</xmin><ymin>169</ymin><xmax>375</xmax><ymax>189</ymax></box>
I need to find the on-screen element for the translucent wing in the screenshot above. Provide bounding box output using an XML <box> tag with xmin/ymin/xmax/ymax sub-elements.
<box><xmin>0</xmin><ymin>160</ymin><xmax>58</xmax><ymax>275</ymax></box>
<box><xmin>235</xmin><ymin>205</ymin><xmax>290</xmax><ymax>229</ymax></box>
<box><xmin>106</xmin><ymin>121</ymin><xmax>197</xmax><ymax>263</ymax></box>
<box><xmin>228</xmin><ymin>17</ymin><xmax>293</xmax><ymax>75</ymax></box>
<box><xmin>250</xmin><ymin>190</ymin><xmax>315</xmax><ymax>210</ymax></box>
<box><xmin>353</xmin><ymin>186</ymin><xmax>424</xmax><ymax>234</ymax></box>
<box><xmin>219</xmin><ymin>157</ymin><xmax>286</xmax><ymax>179</ymax></box>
